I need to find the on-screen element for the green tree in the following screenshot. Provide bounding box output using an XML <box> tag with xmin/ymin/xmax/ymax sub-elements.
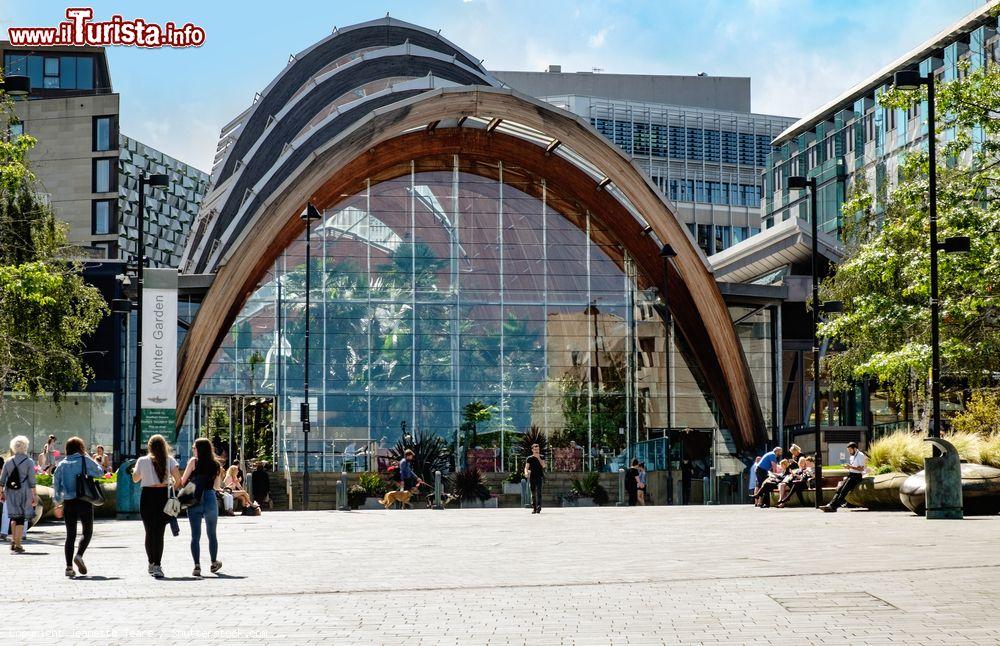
<box><xmin>461</xmin><ymin>400</ymin><xmax>493</xmax><ymax>448</ymax></box>
<box><xmin>821</xmin><ymin>59</ymin><xmax>1000</xmax><ymax>428</ymax></box>
<box><xmin>0</xmin><ymin>78</ymin><xmax>107</xmax><ymax>400</ymax></box>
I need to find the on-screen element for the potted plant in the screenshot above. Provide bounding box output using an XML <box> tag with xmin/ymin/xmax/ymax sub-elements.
<box><xmin>565</xmin><ymin>472</ymin><xmax>608</xmax><ymax>507</ymax></box>
<box><xmin>450</xmin><ymin>467</ymin><xmax>493</xmax><ymax>508</ymax></box>
<box><xmin>358</xmin><ymin>471</ymin><xmax>389</xmax><ymax>509</ymax></box>
<box><xmin>503</xmin><ymin>471</ymin><xmax>524</xmax><ymax>495</ymax></box>
<box><xmin>347</xmin><ymin>484</ymin><xmax>367</xmax><ymax>510</ymax></box>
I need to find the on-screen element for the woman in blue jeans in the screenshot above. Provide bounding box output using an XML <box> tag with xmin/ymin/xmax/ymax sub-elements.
<box><xmin>180</xmin><ymin>438</ymin><xmax>223</xmax><ymax>577</ymax></box>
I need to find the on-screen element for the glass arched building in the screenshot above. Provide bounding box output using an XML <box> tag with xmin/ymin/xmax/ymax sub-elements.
<box><xmin>177</xmin><ymin>18</ymin><xmax>770</xmax><ymax>473</ymax></box>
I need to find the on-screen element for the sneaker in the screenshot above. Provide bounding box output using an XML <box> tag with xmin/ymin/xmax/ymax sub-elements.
<box><xmin>147</xmin><ymin>563</ymin><xmax>155</xmax><ymax>575</ymax></box>
<box><xmin>65</xmin><ymin>567</ymin><xmax>75</xmax><ymax>578</ymax></box>
<box><xmin>73</xmin><ymin>555</ymin><xmax>87</xmax><ymax>575</ymax></box>
<box><xmin>192</xmin><ymin>565</ymin><xmax>201</xmax><ymax>577</ymax></box>
<box><xmin>210</xmin><ymin>560</ymin><xmax>222</xmax><ymax>574</ymax></box>
<box><xmin>151</xmin><ymin>565</ymin><xmax>164</xmax><ymax>578</ymax></box>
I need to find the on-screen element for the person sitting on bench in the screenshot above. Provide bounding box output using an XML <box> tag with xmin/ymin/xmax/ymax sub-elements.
<box><xmin>821</xmin><ymin>442</ymin><xmax>866</xmax><ymax>512</ymax></box>
<box><xmin>777</xmin><ymin>456</ymin><xmax>814</xmax><ymax>508</ymax></box>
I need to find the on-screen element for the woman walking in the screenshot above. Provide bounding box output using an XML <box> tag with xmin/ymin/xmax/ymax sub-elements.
<box><xmin>0</xmin><ymin>436</ymin><xmax>37</xmax><ymax>554</ymax></box>
<box><xmin>180</xmin><ymin>438</ymin><xmax>223</xmax><ymax>577</ymax></box>
<box><xmin>53</xmin><ymin>437</ymin><xmax>104</xmax><ymax>577</ymax></box>
<box><xmin>131</xmin><ymin>434</ymin><xmax>182</xmax><ymax>578</ymax></box>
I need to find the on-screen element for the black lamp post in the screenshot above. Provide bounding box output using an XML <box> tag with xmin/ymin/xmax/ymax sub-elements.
<box><xmin>660</xmin><ymin>243</ymin><xmax>677</xmax><ymax>504</ymax></box>
<box><xmin>788</xmin><ymin>174</ymin><xmax>842</xmax><ymax>507</ymax></box>
<box><xmin>300</xmin><ymin>202</ymin><xmax>322</xmax><ymax>508</ymax></box>
<box><xmin>133</xmin><ymin>172</ymin><xmax>169</xmax><ymax>457</ymax></box>
<box><xmin>893</xmin><ymin>70</ymin><xmax>970</xmax><ymax>440</ymax></box>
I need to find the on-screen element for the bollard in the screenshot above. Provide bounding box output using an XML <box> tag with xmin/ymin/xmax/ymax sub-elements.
<box><xmin>433</xmin><ymin>471</ymin><xmax>444</xmax><ymax>510</ymax></box>
<box><xmin>616</xmin><ymin>468</ymin><xmax>626</xmax><ymax>506</ymax></box>
<box><xmin>337</xmin><ymin>472</ymin><xmax>350</xmax><ymax>511</ymax></box>
<box><xmin>521</xmin><ymin>478</ymin><xmax>531</xmax><ymax>508</ymax></box>
<box><xmin>924</xmin><ymin>437</ymin><xmax>963</xmax><ymax>520</ymax></box>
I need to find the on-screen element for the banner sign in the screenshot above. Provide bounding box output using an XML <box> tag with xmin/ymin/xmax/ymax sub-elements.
<box><xmin>140</xmin><ymin>268</ymin><xmax>178</xmax><ymax>444</ymax></box>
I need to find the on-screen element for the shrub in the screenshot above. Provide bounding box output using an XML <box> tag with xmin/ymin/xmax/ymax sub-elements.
<box><xmin>570</xmin><ymin>472</ymin><xmax>609</xmax><ymax>506</ymax></box>
<box><xmin>516</xmin><ymin>426</ymin><xmax>547</xmax><ymax>460</ymax></box>
<box><xmin>388</xmin><ymin>431</ymin><xmax>452</xmax><ymax>484</ymax></box>
<box><xmin>358</xmin><ymin>471</ymin><xmax>388</xmax><ymax>497</ymax></box>
<box><xmin>977</xmin><ymin>434</ymin><xmax>1000</xmax><ymax>469</ymax></box>
<box><xmin>505</xmin><ymin>471</ymin><xmax>523</xmax><ymax>484</ymax></box>
<box><xmin>449</xmin><ymin>467</ymin><xmax>490</xmax><ymax>501</ymax></box>
<box><xmin>347</xmin><ymin>484</ymin><xmax>367</xmax><ymax>509</ymax></box>
<box><xmin>866</xmin><ymin>431</ymin><xmax>925</xmax><ymax>474</ymax></box>
<box><xmin>944</xmin><ymin>430</ymin><xmax>981</xmax><ymax>465</ymax></box>
<box><xmin>951</xmin><ymin>389</ymin><xmax>1000</xmax><ymax>435</ymax></box>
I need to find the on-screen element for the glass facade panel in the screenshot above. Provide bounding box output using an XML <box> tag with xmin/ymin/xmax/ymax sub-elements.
<box><xmin>193</xmin><ymin>159</ymin><xmax>722</xmax><ymax>471</ymax></box>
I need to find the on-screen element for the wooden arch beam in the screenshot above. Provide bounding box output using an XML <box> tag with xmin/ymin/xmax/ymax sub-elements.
<box><xmin>177</xmin><ymin>88</ymin><xmax>767</xmax><ymax>449</ymax></box>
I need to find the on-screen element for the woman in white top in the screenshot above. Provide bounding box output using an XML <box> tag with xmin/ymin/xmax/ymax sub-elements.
<box><xmin>131</xmin><ymin>434</ymin><xmax>182</xmax><ymax>578</ymax></box>
<box><xmin>223</xmin><ymin>465</ymin><xmax>256</xmax><ymax>510</ymax></box>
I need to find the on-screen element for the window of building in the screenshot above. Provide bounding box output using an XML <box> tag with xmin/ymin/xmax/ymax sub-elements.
<box><xmin>806</xmin><ymin>145</ymin><xmax>818</xmax><ymax>169</ymax></box>
<box><xmin>721</xmin><ymin>131</ymin><xmax>738</xmax><ymax>164</ymax></box>
<box><xmin>4</xmin><ymin>53</ymin><xmax>95</xmax><ymax>91</ymax></box>
<box><xmin>697</xmin><ymin>224</ymin><xmax>711</xmax><ymax>254</ymax></box>
<box><xmin>93</xmin><ymin>115</ymin><xmax>118</xmax><ymax>152</ymax></box>
<box><xmin>91</xmin><ymin>199</ymin><xmax>117</xmax><ymax>235</ymax></box>
<box><xmin>864</xmin><ymin>112</ymin><xmax>875</xmax><ymax>142</ymax></box>
<box><xmin>92</xmin><ymin>157</ymin><xmax>117</xmax><ymax>193</ymax></box>
<box><xmin>715</xmin><ymin>225</ymin><xmax>731</xmax><ymax>251</ymax></box>
<box><xmin>92</xmin><ymin>241</ymin><xmax>117</xmax><ymax>259</ymax></box>
<box><xmin>885</xmin><ymin>108</ymin><xmax>897</xmax><ymax>132</ymax></box>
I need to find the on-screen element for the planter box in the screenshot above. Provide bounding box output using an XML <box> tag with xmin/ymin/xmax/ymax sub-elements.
<box><xmin>502</xmin><ymin>482</ymin><xmax>523</xmax><ymax>495</ymax></box>
<box><xmin>561</xmin><ymin>497</ymin><xmax>594</xmax><ymax>507</ymax></box>
<box><xmin>361</xmin><ymin>497</ymin><xmax>389</xmax><ymax>510</ymax></box>
<box><xmin>459</xmin><ymin>497</ymin><xmax>499</xmax><ymax>509</ymax></box>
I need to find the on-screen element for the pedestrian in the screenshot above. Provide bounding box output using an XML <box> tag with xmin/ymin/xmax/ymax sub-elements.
<box><xmin>399</xmin><ymin>449</ymin><xmax>419</xmax><ymax>491</ymax></box>
<box><xmin>821</xmin><ymin>442</ymin><xmax>867</xmax><ymax>512</ymax></box>
<box><xmin>625</xmin><ymin>459</ymin><xmax>640</xmax><ymax>506</ymax></box>
<box><xmin>0</xmin><ymin>436</ymin><xmax>36</xmax><ymax>554</ymax></box>
<box><xmin>637</xmin><ymin>462</ymin><xmax>649</xmax><ymax>505</ymax></box>
<box><xmin>38</xmin><ymin>435</ymin><xmax>57</xmax><ymax>472</ymax></box>
<box><xmin>93</xmin><ymin>445</ymin><xmax>111</xmax><ymax>473</ymax></box>
<box><xmin>52</xmin><ymin>437</ymin><xmax>104</xmax><ymax>577</ymax></box>
<box><xmin>131</xmin><ymin>434</ymin><xmax>183</xmax><ymax>578</ymax></box>
<box><xmin>180</xmin><ymin>438</ymin><xmax>223</xmax><ymax>577</ymax></box>
<box><xmin>751</xmin><ymin>447</ymin><xmax>782</xmax><ymax>506</ymax></box>
<box><xmin>747</xmin><ymin>456</ymin><xmax>761</xmax><ymax>504</ymax></box>
<box><xmin>524</xmin><ymin>443</ymin><xmax>545</xmax><ymax>513</ymax></box>
<box><xmin>250</xmin><ymin>461</ymin><xmax>272</xmax><ymax>510</ymax></box>
<box><xmin>680</xmin><ymin>458</ymin><xmax>693</xmax><ymax>505</ymax></box>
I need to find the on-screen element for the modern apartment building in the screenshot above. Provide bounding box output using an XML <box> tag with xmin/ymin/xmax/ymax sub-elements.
<box><xmin>1</xmin><ymin>42</ymin><xmax>209</xmax><ymax>267</ymax></box>
<box><xmin>493</xmin><ymin>69</ymin><xmax>796</xmax><ymax>255</ymax></box>
<box><xmin>761</xmin><ymin>2</ymin><xmax>1000</xmax><ymax>239</ymax></box>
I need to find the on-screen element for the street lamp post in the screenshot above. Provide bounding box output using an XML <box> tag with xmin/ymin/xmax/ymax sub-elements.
<box><xmin>133</xmin><ymin>172</ymin><xmax>169</xmax><ymax>457</ymax></box>
<box><xmin>787</xmin><ymin>174</ymin><xmax>841</xmax><ymax>508</ymax></box>
<box><xmin>660</xmin><ymin>244</ymin><xmax>677</xmax><ymax>505</ymax></box>
<box><xmin>300</xmin><ymin>203</ymin><xmax>322</xmax><ymax>509</ymax></box>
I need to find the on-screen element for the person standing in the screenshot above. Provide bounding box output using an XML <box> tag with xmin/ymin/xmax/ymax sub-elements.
<box><xmin>0</xmin><ymin>436</ymin><xmax>36</xmax><ymax>554</ymax></box>
<box><xmin>524</xmin><ymin>443</ymin><xmax>545</xmax><ymax>513</ymax></box>
<box><xmin>680</xmin><ymin>459</ymin><xmax>693</xmax><ymax>505</ymax></box>
<box><xmin>180</xmin><ymin>438</ymin><xmax>223</xmax><ymax>577</ymax></box>
<box><xmin>131</xmin><ymin>434</ymin><xmax>183</xmax><ymax>578</ymax></box>
<box><xmin>821</xmin><ymin>442</ymin><xmax>867</xmax><ymax>513</ymax></box>
<box><xmin>251</xmin><ymin>461</ymin><xmax>272</xmax><ymax>511</ymax></box>
<box><xmin>625</xmin><ymin>459</ymin><xmax>640</xmax><ymax>506</ymax></box>
<box><xmin>637</xmin><ymin>462</ymin><xmax>649</xmax><ymax>506</ymax></box>
<box><xmin>52</xmin><ymin>437</ymin><xmax>104</xmax><ymax>577</ymax></box>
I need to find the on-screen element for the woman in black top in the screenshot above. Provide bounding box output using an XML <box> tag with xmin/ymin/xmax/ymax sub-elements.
<box><xmin>180</xmin><ymin>438</ymin><xmax>223</xmax><ymax>577</ymax></box>
<box><xmin>524</xmin><ymin>443</ymin><xmax>545</xmax><ymax>513</ymax></box>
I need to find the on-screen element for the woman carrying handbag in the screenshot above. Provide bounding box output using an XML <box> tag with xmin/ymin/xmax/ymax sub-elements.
<box><xmin>52</xmin><ymin>437</ymin><xmax>104</xmax><ymax>578</ymax></box>
<box><xmin>180</xmin><ymin>438</ymin><xmax>224</xmax><ymax>577</ymax></box>
<box><xmin>131</xmin><ymin>434</ymin><xmax>183</xmax><ymax>578</ymax></box>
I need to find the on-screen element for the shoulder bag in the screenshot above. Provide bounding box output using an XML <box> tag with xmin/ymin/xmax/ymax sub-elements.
<box><xmin>76</xmin><ymin>464</ymin><xmax>105</xmax><ymax>506</ymax></box>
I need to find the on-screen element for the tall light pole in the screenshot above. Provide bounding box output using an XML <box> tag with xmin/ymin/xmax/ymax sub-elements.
<box><xmin>788</xmin><ymin>174</ymin><xmax>841</xmax><ymax>508</ymax></box>
<box><xmin>660</xmin><ymin>244</ymin><xmax>676</xmax><ymax>505</ymax></box>
<box><xmin>133</xmin><ymin>171</ymin><xmax>169</xmax><ymax>457</ymax></box>
<box><xmin>892</xmin><ymin>70</ymin><xmax>969</xmax><ymax>440</ymax></box>
<box><xmin>300</xmin><ymin>202</ymin><xmax>322</xmax><ymax>508</ymax></box>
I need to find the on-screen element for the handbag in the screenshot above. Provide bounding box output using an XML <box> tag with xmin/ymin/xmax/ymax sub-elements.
<box><xmin>76</xmin><ymin>469</ymin><xmax>105</xmax><ymax>506</ymax></box>
<box><xmin>163</xmin><ymin>486</ymin><xmax>181</xmax><ymax>517</ymax></box>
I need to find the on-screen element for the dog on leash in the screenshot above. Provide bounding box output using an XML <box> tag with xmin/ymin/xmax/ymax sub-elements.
<box><xmin>378</xmin><ymin>488</ymin><xmax>419</xmax><ymax>509</ymax></box>
<box><xmin>425</xmin><ymin>493</ymin><xmax>461</xmax><ymax>508</ymax></box>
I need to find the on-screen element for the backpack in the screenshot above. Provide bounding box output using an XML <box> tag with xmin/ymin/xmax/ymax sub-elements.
<box><xmin>5</xmin><ymin>458</ymin><xmax>26</xmax><ymax>491</ymax></box>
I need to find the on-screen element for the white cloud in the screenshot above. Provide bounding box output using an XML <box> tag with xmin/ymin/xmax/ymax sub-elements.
<box><xmin>588</xmin><ymin>25</ymin><xmax>611</xmax><ymax>48</ymax></box>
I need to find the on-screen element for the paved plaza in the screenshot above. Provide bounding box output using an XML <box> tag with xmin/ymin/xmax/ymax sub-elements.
<box><xmin>4</xmin><ymin>505</ymin><xmax>1000</xmax><ymax>645</ymax></box>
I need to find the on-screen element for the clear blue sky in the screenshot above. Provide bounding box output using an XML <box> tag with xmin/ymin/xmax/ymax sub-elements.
<box><xmin>1</xmin><ymin>1</ymin><xmax>984</xmax><ymax>171</ymax></box>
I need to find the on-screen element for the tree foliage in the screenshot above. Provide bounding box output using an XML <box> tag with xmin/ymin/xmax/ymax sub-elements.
<box><xmin>820</xmin><ymin>60</ymin><xmax>1000</xmax><ymax>421</ymax></box>
<box><xmin>0</xmin><ymin>80</ymin><xmax>107</xmax><ymax>400</ymax></box>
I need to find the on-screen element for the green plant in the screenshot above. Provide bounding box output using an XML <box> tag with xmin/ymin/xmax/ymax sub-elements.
<box><xmin>516</xmin><ymin>425</ymin><xmax>547</xmax><ymax>460</ymax></box>
<box><xmin>505</xmin><ymin>471</ymin><xmax>523</xmax><ymax>484</ymax></box>
<box><xmin>35</xmin><ymin>473</ymin><xmax>52</xmax><ymax>487</ymax></box>
<box><xmin>449</xmin><ymin>467</ymin><xmax>490</xmax><ymax>501</ymax></box>
<box><xmin>978</xmin><ymin>434</ymin><xmax>1000</xmax><ymax>469</ymax></box>
<box><xmin>570</xmin><ymin>472</ymin><xmax>609</xmax><ymax>506</ymax></box>
<box><xmin>358</xmin><ymin>471</ymin><xmax>388</xmax><ymax>497</ymax></box>
<box><xmin>952</xmin><ymin>389</ymin><xmax>1000</xmax><ymax>436</ymax></box>
<box><xmin>388</xmin><ymin>430</ymin><xmax>452</xmax><ymax>484</ymax></box>
<box><xmin>347</xmin><ymin>484</ymin><xmax>367</xmax><ymax>509</ymax></box>
<box><xmin>866</xmin><ymin>431</ymin><xmax>925</xmax><ymax>474</ymax></box>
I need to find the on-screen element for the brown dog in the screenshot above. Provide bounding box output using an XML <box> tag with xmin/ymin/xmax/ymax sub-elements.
<box><xmin>378</xmin><ymin>488</ymin><xmax>419</xmax><ymax>509</ymax></box>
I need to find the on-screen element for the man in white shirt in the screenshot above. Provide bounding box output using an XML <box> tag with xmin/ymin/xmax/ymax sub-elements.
<box><xmin>821</xmin><ymin>442</ymin><xmax>867</xmax><ymax>512</ymax></box>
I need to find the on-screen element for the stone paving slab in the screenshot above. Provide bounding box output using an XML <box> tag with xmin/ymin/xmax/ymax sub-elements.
<box><xmin>1</xmin><ymin>506</ymin><xmax>998</xmax><ymax>645</ymax></box>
